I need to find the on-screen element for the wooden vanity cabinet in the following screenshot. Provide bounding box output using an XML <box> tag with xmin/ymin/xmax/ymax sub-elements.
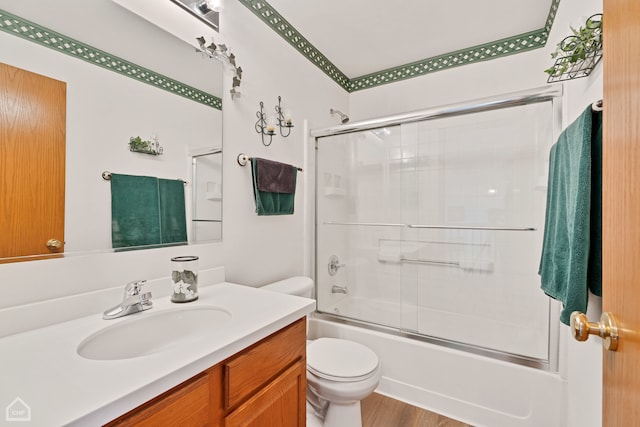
<box><xmin>105</xmin><ymin>317</ymin><xmax>306</xmax><ymax>427</ymax></box>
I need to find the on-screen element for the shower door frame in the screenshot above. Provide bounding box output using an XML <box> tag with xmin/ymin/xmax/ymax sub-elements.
<box><xmin>311</xmin><ymin>85</ymin><xmax>564</xmax><ymax>371</ymax></box>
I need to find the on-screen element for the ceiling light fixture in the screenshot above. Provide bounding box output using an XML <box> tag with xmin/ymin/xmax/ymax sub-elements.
<box><xmin>210</xmin><ymin>0</ymin><xmax>224</xmax><ymax>12</ymax></box>
<box><xmin>170</xmin><ymin>0</ymin><xmax>220</xmax><ymax>32</ymax></box>
<box><xmin>196</xmin><ymin>0</ymin><xmax>224</xmax><ymax>13</ymax></box>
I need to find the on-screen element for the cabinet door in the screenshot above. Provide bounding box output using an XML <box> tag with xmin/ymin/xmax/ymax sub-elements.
<box><xmin>224</xmin><ymin>318</ymin><xmax>306</xmax><ymax>409</ymax></box>
<box><xmin>225</xmin><ymin>361</ymin><xmax>306</xmax><ymax>427</ymax></box>
<box><xmin>105</xmin><ymin>374</ymin><xmax>211</xmax><ymax>426</ymax></box>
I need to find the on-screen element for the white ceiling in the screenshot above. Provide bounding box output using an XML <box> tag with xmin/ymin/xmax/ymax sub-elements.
<box><xmin>264</xmin><ymin>0</ymin><xmax>554</xmax><ymax>77</ymax></box>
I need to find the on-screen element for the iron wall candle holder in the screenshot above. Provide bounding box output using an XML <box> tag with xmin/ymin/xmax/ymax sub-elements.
<box><xmin>255</xmin><ymin>96</ymin><xmax>294</xmax><ymax>146</ymax></box>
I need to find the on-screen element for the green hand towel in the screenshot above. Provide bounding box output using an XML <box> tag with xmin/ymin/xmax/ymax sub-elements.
<box><xmin>251</xmin><ymin>158</ymin><xmax>297</xmax><ymax>215</ymax></box>
<box><xmin>111</xmin><ymin>174</ymin><xmax>187</xmax><ymax>249</ymax></box>
<box><xmin>158</xmin><ymin>178</ymin><xmax>188</xmax><ymax>245</ymax></box>
<box><xmin>111</xmin><ymin>174</ymin><xmax>161</xmax><ymax>248</ymax></box>
<box><xmin>539</xmin><ymin>106</ymin><xmax>602</xmax><ymax>325</ymax></box>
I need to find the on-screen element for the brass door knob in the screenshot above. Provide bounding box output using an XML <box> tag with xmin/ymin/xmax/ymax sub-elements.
<box><xmin>46</xmin><ymin>239</ymin><xmax>62</xmax><ymax>251</ymax></box>
<box><xmin>570</xmin><ymin>311</ymin><xmax>619</xmax><ymax>351</ymax></box>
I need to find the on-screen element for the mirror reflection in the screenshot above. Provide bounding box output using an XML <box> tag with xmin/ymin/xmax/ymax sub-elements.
<box><xmin>191</xmin><ymin>148</ymin><xmax>223</xmax><ymax>241</ymax></box>
<box><xmin>0</xmin><ymin>0</ymin><xmax>224</xmax><ymax>262</ymax></box>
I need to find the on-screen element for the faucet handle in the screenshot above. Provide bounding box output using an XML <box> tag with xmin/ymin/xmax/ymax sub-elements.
<box><xmin>121</xmin><ymin>291</ymin><xmax>153</xmax><ymax>308</ymax></box>
<box><xmin>328</xmin><ymin>255</ymin><xmax>346</xmax><ymax>276</ymax></box>
<box><xmin>124</xmin><ymin>280</ymin><xmax>147</xmax><ymax>297</ymax></box>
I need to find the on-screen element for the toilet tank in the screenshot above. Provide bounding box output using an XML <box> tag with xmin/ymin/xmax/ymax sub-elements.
<box><xmin>261</xmin><ymin>276</ymin><xmax>314</xmax><ymax>298</ymax></box>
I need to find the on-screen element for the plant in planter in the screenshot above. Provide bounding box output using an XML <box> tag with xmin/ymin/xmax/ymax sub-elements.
<box><xmin>128</xmin><ymin>136</ymin><xmax>163</xmax><ymax>155</ymax></box>
<box><xmin>545</xmin><ymin>13</ymin><xmax>602</xmax><ymax>82</ymax></box>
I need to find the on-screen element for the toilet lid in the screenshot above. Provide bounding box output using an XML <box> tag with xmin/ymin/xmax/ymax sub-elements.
<box><xmin>307</xmin><ymin>338</ymin><xmax>379</xmax><ymax>382</ymax></box>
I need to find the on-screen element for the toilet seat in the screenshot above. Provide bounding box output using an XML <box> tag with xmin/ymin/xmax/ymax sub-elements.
<box><xmin>307</xmin><ymin>338</ymin><xmax>379</xmax><ymax>382</ymax></box>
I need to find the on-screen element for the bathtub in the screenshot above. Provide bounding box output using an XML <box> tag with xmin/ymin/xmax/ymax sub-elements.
<box><xmin>308</xmin><ymin>316</ymin><xmax>566</xmax><ymax>427</ymax></box>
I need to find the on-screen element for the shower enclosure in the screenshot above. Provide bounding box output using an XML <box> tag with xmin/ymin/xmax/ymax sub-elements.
<box><xmin>313</xmin><ymin>87</ymin><xmax>562</xmax><ymax>368</ymax></box>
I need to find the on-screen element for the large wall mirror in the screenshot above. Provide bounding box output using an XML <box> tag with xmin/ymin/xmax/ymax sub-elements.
<box><xmin>0</xmin><ymin>0</ymin><xmax>224</xmax><ymax>262</ymax></box>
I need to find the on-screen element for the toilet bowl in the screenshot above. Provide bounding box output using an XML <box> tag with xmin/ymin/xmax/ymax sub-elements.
<box><xmin>261</xmin><ymin>277</ymin><xmax>381</xmax><ymax>427</ymax></box>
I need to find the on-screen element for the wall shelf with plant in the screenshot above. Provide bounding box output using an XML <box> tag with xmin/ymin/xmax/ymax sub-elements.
<box><xmin>128</xmin><ymin>135</ymin><xmax>163</xmax><ymax>155</ymax></box>
<box><xmin>545</xmin><ymin>13</ymin><xmax>602</xmax><ymax>83</ymax></box>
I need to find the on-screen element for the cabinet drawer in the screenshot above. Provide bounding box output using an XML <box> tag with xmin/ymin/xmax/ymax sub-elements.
<box><xmin>105</xmin><ymin>373</ymin><xmax>211</xmax><ymax>426</ymax></box>
<box><xmin>224</xmin><ymin>317</ymin><xmax>305</xmax><ymax>409</ymax></box>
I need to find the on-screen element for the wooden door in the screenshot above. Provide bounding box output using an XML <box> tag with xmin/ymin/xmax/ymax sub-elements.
<box><xmin>602</xmin><ymin>0</ymin><xmax>640</xmax><ymax>424</ymax></box>
<box><xmin>0</xmin><ymin>62</ymin><xmax>66</xmax><ymax>262</ymax></box>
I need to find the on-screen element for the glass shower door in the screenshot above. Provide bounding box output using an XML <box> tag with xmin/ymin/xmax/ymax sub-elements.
<box><xmin>315</xmin><ymin>99</ymin><xmax>555</xmax><ymax>362</ymax></box>
<box><xmin>315</xmin><ymin>126</ymin><xmax>406</xmax><ymax>329</ymax></box>
<box><xmin>404</xmin><ymin>102</ymin><xmax>553</xmax><ymax>359</ymax></box>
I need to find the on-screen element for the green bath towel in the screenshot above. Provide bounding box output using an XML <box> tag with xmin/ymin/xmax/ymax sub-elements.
<box><xmin>539</xmin><ymin>106</ymin><xmax>602</xmax><ymax>325</ymax></box>
<box><xmin>111</xmin><ymin>174</ymin><xmax>187</xmax><ymax>249</ymax></box>
<box><xmin>251</xmin><ymin>158</ymin><xmax>297</xmax><ymax>215</ymax></box>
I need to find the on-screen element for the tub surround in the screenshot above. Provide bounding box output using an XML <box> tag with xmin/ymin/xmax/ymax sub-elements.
<box><xmin>0</xmin><ymin>282</ymin><xmax>314</xmax><ymax>426</ymax></box>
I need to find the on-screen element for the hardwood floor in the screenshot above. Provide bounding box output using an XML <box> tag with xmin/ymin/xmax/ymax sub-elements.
<box><xmin>361</xmin><ymin>393</ymin><xmax>472</xmax><ymax>427</ymax></box>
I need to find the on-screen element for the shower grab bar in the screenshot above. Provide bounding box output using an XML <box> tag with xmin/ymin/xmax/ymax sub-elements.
<box><xmin>323</xmin><ymin>221</ymin><xmax>535</xmax><ymax>231</ymax></box>
<box><xmin>408</xmin><ymin>224</ymin><xmax>536</xmax><ymax>231</ymax></box>
<box><xmin>400</xmin><ymin>257</ymin><xmax>460</xmax><ymax>267</ymax></box>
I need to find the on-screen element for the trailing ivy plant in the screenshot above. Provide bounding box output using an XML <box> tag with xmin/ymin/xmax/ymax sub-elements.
<box><xmin>545</xmin><ymin>13</ymin><xmax>602</xmax><ymax>78</ymax></box>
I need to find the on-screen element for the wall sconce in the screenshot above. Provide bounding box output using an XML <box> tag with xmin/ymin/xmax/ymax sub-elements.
<box><xmin>255</xmin><ymin>96</ymin><xmax>294</xmax><ymax>146</ymax></box>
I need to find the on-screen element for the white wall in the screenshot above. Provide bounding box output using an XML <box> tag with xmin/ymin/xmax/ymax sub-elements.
<box><xmin>218</xmin><ymin>0</ymin><xmax>349</xmax><ymax>285</ymax></box>
<box><xmin>348</xmin><ymin>1</ymin><xmax>603</xmax><ymax>426</ymax></box>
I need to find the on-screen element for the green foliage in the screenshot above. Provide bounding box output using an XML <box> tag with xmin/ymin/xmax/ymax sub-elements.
<box><xmin>545</xmin><ymin>14</ymin><xmax>602</xmax><ymax>77</ymax></box>
<box><xmin>128</xmin><ymin>136</ymin><xmax>156</xmax><ymax>154</ymax></box>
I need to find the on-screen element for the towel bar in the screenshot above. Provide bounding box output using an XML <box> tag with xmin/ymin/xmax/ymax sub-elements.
<box><xmin>101</xmin><ymin>171</ymin><xmax>188</xmax><ymax>184</ymax></box>
<box><xmin>400</xmin><ymin>257</ymin><xmax>460</xmax><ymax>267</ymax></box>
<box><xmin>323</xmin><ymin>221</ymin><xmax>535</xmax><ymax>231</ymax></box>
<box><xmin>237</xmin><ymin>153</ymin><xmax>303</xmax><ymax>172</ymax></box>
<box><xmin>592</xmin><ymin>99</ymin><xmax>603</xmax><ymax>111</ymax></box>
<box><xmin>408</xmin><ymin>224</ymin><xmax>536</xmax><ymax>231</ymax></box>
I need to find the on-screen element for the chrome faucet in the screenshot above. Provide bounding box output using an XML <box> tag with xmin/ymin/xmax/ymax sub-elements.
<box><xmin>103</xmin><ymin>280</ymin><xmax>153</xmax><ymax>320</ymax></box>
<box><xmin>331</xmin><ymin>284</ymin><xmax>348</xmax><ymax>294</ymax></box>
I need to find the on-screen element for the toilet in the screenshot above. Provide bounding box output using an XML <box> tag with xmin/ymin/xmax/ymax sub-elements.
<box><xmin>261</xmin><ymin>276</ymin><xmax>381</xmax><ymax>427</ymax></box>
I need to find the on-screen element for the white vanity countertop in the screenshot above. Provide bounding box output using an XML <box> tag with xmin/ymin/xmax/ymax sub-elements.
<box><xmin>0</xmin><ymin>283</ymin><xmax>315</xmax><ymax>427</ymax></box>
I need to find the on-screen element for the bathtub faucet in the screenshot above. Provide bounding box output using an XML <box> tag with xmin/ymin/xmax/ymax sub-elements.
<box><xmin>331</xmin><ymin>284</ymin><xmax>348</xmax><ymax>294</ymax></box>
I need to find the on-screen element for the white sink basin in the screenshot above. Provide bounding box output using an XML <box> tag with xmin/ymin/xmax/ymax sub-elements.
<box><xmin>77</xmin><ymin>306</ymin><xmax>232</xmax><ymax>360</ymax></box>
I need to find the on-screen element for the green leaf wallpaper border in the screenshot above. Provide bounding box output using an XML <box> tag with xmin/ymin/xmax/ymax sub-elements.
<box><xmin>0</xmin><ymin>9</ymin><xmax>222</xmax><ymax>110</ymax></box>
<box><xmin>239</xmin><ymin>0</ymin><xmax>562</xmax><ymax>93</ymax></box>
